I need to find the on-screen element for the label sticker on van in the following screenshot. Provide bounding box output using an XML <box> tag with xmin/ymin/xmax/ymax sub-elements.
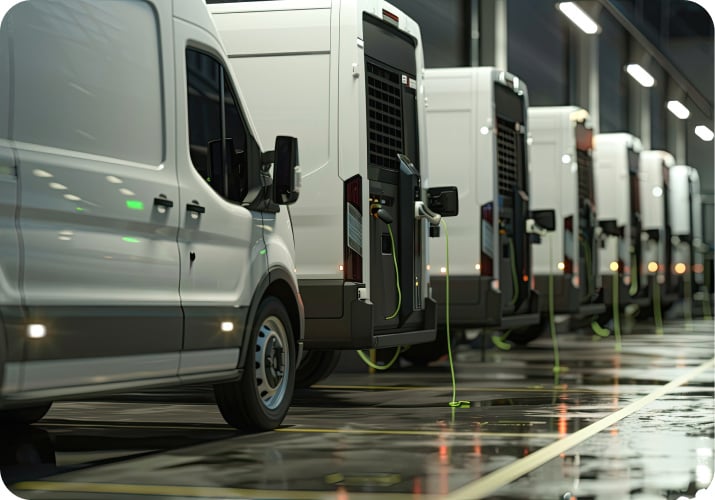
<box><xmin>402</xmin><ymin>75</ymin><xmax>417</xmax><ymax>90</ymax></box>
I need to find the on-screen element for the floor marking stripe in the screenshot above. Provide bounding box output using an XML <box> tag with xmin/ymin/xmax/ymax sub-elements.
<box><xmin>38</xmin><ymin>422</ymin><xmax>561</xmax><ymax>440</ymax></box>
<box><xmin>275</xmin><ymin>427</ymin><xmax>561</xmax><ymax>439</ymax></box>
<box><xmin>313</xmin><ymin>384</ymin><xmax>600</xmax><ymax>393</ymax></box>
<box><xmin>10</xmin><ymin>480</ymin><xmax>411</xmax><ymax>500</ymax></box>
<box><xmin>446</xmin><ymin>357</ymin><xmax>715</xmax><ymax>500</ymax></box>
<box><xmin>40</xmin><ymin>421</ymin><xmax>233</xmax><ymax>432</ymax></box>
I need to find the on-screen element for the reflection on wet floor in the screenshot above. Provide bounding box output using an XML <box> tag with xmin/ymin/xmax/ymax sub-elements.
<box><xmin>2</xmin><ymin>319</ymin><xmax>713</xmax><ymax>500</ymax></box>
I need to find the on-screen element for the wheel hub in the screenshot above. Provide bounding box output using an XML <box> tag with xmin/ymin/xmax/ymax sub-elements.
<box><xmin>255</xmin><ymin>316</ymin><xmax>289</xmax><ymax>410</ymax></box>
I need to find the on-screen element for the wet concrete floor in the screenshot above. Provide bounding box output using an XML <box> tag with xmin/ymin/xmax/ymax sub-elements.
<box><xmin>1</xmin><ymin>318</ymin><xmax>713</xmax><ymax>499</ymax></box>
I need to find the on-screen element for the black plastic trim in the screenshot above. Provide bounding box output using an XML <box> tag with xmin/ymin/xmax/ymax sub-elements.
<box><xmin>299</xmin><ymin>280</ymin><xmax>436</xmax><ymax>349</ymax></box>
<box><xmin>430</xmin><ymin>275</ymin><xmax>501</xmax><ymax>327</ymax></box>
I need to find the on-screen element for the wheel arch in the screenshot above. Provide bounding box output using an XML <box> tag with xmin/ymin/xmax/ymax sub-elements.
<box><xmin>238</xmin><ymin>267</ymin><xmax>304</xmax><ymax>370</ymax></box>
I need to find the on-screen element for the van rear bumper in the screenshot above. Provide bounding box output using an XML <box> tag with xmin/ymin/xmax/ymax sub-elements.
<box><xmin>430</xmin><ymin>275</ymin><xmax>501</xmax><ymax>327</ymax></box>
<box><xmin>534</xmin><ymin>274</ymin><xmax>605</xmax><ymax>316</ymax></box>
<box><xmin>602</xmin><ymin>274</ymin><xmax>650</xmax><ymax>308</ymax></box>
<box><xmin>299</xmin><ymin>280</ymin><xmax>437</xmax><ymax>349</ymax></box>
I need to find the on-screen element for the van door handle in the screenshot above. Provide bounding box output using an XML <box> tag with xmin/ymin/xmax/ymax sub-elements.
<box><xmin>153</xmin><ymin>197</ymin><xmax>174</xmax><ymax>208</ymax></box>
<box><xmin>186</xmin><ymin>203</ymin><xmax>205</xmax><ymax>214</ymax></box>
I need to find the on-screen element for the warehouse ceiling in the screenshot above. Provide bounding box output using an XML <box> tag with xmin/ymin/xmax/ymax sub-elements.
<box><xmin>609</xmin><ymin>0</ymin><xmax>713</xmax><ymax>108</ymax></box>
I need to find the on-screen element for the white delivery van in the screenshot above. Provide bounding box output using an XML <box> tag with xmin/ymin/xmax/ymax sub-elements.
<box><xmin>421</xmin><ymin>67</ymin><xmax>546</xmax><ymax>353</ymax></box>
<box><xmin>639</xmin><ymin>150</ymin><xmax>678</xmax><ymax>309</ymax></box>
<box><xmin>209</xmin><ymin>0</ymin><xmax>456</xmax><ymax>384</ymax></box>
<box><xmin>529</xmin><ymin>107</ymin><xmax>605</xmax><ymax>323</ymax></box>
<box><xmin>593</xmin><ymin>133</ymin><xmax>648</xmax><ymax>311</ymax></box>
<box><xmin>0</xmin><ymin>0</ymin><xmax>303</xmax><ymax>431</ymax></box>
<box><xmin>670</xmin><ymin>165</ymin><xmax>705</xmax><ymax>295</ymax></box>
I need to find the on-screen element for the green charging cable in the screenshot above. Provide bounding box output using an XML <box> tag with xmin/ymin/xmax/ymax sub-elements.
<box><xmin>613</xmin><ymin>266</ymin><xmax>622</xmax><ymax>352</ymax></box>
<box><xmin>491</xmin><ymin>330</ymin><xmax>512</xmax><ymax>350</ymax></box>
<box><xmin>580</xmin><ymin>237</ymin><xmax>594</xmax><ymax>296</ymax></box>
<box><xmin>653</xmin><ymin>272</ymin><xmax>664</xmax><ymax>335</ymax></box>
<box><xmin>508</xmin><ymin>238</ymin><xmax>519</xmax><ymax>305</ymax></box>
<box><xmin>492</xmin><ymin>237</ymin><xmax>526</xmax><ymax>350</ymax></box>
<box><xmin>384</xmin><ymin>224</ymin><xmax>402</xmax><ymax>320</ymax></box>
<box><xmin>628</xmin><ymin>249</ymin><xmax>639</xmax><ymax>297</ymax></box>
<box><xmin>442</xmin><ymin>219</ymin><xmax>470</xmax><ymax>408</ymax></box>
<box><xmin>684</xmin><ymin>263</ymin><xmax>693</xmax><ymax>325</ymax></box>
<box><xmin>546</xmin><ymin>233</ymin><xmax>561</xmax><ymax>381</ymax></box>
<box><xmin>492</xmin><ymin>237</ymin><xmax>521</xmax><ymax>351</ymax></box>
<box><xmin>590</xmin><ymin>240</ymin><xmax>610</xmax><ymax>338</ymax></box>
<box><xmin>356</xmin><ymin>347</ymin><xmax>402</xmax><ymax>371</ymax></box>
<box><xmin>355</xmin><ymin>216</ymin><xmax>402</xmax><ymax>371</ymax></box>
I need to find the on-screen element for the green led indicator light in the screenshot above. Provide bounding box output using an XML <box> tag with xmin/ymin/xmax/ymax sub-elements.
<box><xmin>75</xmin><ymin>207</ymin><xmax>85</xmax><ymax>212</ymax></box>
<box><xmin>259</xmin><ymin>249</ymin><xmax>267</xmax><ymax>255</ymax></box>
<box><xmin>122</xmin><ymin>236</ymin><xmax>140</xmax><ymax>243</ymax></box>
<box><xmin>126</xmin><ymin>200</ymin><xmax>144</xmax><ymax>211</ymax></box>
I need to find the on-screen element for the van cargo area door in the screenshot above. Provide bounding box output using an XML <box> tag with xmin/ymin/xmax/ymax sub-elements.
<box><xmin>363</xmin><ymin>14</ymin><xmax>424</xmax><ymax>332</ymax></box>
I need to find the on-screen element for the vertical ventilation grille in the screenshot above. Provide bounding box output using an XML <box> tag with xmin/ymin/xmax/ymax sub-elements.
<box><xmin>496</xmin><ymin>119</ymin><xmax>518</xmax><ymax>196</ymax></box>
<box><xmin>577</xmin><ymin>150</ymin><xmax>594</xmax><ymax>203</ymax></box>
<box><xmin>366</xmin><ymin>60</ymin><xmax>403</xmax><ymax>170</ymax></box>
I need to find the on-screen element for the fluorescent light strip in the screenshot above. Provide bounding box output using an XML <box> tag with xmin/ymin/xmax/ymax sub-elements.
<box><xmin>557</xmin><ymin>2</ymin><xmax>600</xmax><ymax>34</ymax></box>
<box><xmin>626</xmin><ymin>64</ymin><xmax>655</xmax><ymax>88</ymax></box>
<box><xmin>694</xmin><ymin>125</ymin><xmax>714</xmax><ymax>142</ymax></box>
<box><xmin>666</xmin><ymin>100</ymin><xmax>690</xmax><ymax>120</ymax></box>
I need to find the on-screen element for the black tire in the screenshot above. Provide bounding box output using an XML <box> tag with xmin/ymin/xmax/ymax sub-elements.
<box><xmin>0</xmin><ymin>403</ymin><xmax>52</xmax><ymax>425</ymax></box>
<box><xmin>400</xmin><ymin>327</ymin><xmax>451</xmax><ymax>366</ymax></box>
<box><xmin>214</xmin><ymin>297</ymin><xmax>295</xmax><ymax>431</ymax></box>
<box><xmin>295</xmin><ymin>350</ymin><xmax>340</xmax><ymax>388</ymax></box>
<box><xmin>509</xmin><ymin>318</ymin><xmax>547</xmax><ymax>346</ymax></box>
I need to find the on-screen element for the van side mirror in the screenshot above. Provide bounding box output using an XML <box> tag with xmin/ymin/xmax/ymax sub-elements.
<box><xmin>273</xmin><ymin>136</ymin><xmax>300</xmax><ymax>205</ymax></box>
<box><xmin>427</xmin><ymin>186</ymin><xmax>459</xmax><ymax>217</ymax></box>
<box><xmin>599</xmin><ymin>219</ymin><xmax>620</xmax><ymax>237</ymax></box>
<box><xmin>529</xmin><ymin>209</ymin><xmax>556</xmax><ymax>231</ymax></box>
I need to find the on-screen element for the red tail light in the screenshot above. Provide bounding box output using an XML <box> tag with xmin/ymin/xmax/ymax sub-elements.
<box><xmin>564</xmin><ymin>215</ymin><xmax>573</xmax><ymax>274</ymax></box>
<box><xmin>344</xmin><ymin>175</ymin><xmax>363</xmax><ymax>282</ymax></box>
<box><xmin>480</xmin><ymin>202</ymin><xmax>494</xmax><ymax>277</ymax></box>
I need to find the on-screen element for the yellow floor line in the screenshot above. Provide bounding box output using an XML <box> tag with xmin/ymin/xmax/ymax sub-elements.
<box><xmin>275</xmin><ymin>427</ymin><xmax>561</xmax><ymax>439</ymax></box>
<box><xmin>313</xmin><ymin>384</ymin><xmax>600</xmax><ymax>393</ymax></box>
<box><xmin>38</xmin><ymin>421</ymin><xmax>561</xmax><ymax>440</ymax></box>
<box><xmin>40</xmin><ymin>421</ymin><xmax>233</xmax><ymax>432</ymax></box>
<box><xmin>9</xmin><ymin>480</ymin><xmax>419</xmax><ymax>500</ymax></box>
<box><xmin>446</xmin><ymin>357</ymin><xmax>715</xmax><ymax>500</ymax></box>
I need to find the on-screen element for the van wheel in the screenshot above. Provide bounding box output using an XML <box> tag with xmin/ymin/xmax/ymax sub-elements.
<box><xmin>400</xmin><ymin>327</ymin><xmax>455</xmax><ymax>366</ymax></box>
<box><xmin>510</xmin><ymin>319</ymin><xmax>547</xmax><ymax>346</ymax></box>
<box><xmin>0</xmin><ymin>403</ymin><xmax>52</xmax><ymax>425</ymax></box>
<box><xmin>214</xmin><ymin>297</ymin><xmax>295</xmax><ymax>431</ymax></box>
<box><xmin>295</xmin><ymin>350</ymin><xmax>340</xmax><ymax>388</ymax></box>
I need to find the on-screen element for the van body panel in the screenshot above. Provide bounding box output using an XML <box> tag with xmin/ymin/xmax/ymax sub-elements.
<box><xmin>594</xmin><ymin>133</ymin><xmax>644</xmax><ymax>307</ymax></box>
<box><xmin>639</xmin><ymin>150</ymin><xmax>675</xmax><ymax>301</ymax></box>
<box><xmin>4</xmin><ymin>0</ymin><xmax>184</xmax><ymax>390</ymax></box>
<box><xmin>425</xmin><ymin>67</ymin><xmax>539</xmax><ymax>329</ymax></box>
<box><xmin>0</xmin><ymin>0</ymin><xmax>301</xmax><ymax>427</ymax></box>
<box><xmin>670</xmin><ymin>165</ymin><xmax>704</xmax><ymax>287</ymax></box>
<box><xmin>529</xmin><ymin>106</ymin><xmax>602</xmax><ymax>316</ymax></box>
<box><xmin>210</xmin><ymin>0</ymin><xmax>436</xmax><ymax>349</ymax></box>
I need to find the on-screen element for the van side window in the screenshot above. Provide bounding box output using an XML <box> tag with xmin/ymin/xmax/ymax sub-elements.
<box><xmin>186</xmin><ymin>49</ymin><xmax>248</xmax><ymax>203</ymax></box>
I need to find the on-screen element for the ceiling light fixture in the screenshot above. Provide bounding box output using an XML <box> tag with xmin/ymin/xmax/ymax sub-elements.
<box><xmin>626</xmin><ymin>64</ymin><xmax>655</xmax><ymax>88</ymax></box>
<box><xmin>557</xmin><ymin>2</ymin><xmax>600</xmax><ymax>34</ymax></box>
<box><xmin>694</xmin><ymin>125</ymin><xmax>714</xmax><ymax>142</ymax></box>
<box><xmin>666</xmin><ymin>100</ymin><xmax>690</xmax><ymax>120</ymax></box>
